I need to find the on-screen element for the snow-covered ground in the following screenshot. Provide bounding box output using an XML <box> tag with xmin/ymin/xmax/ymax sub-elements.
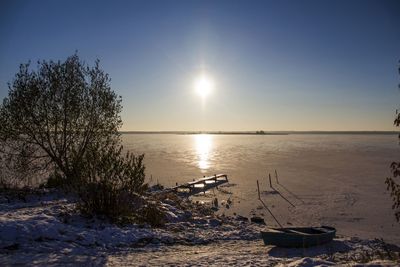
<box><xmin>3</xmin><ymin>239</ymin><xmax>399</xmax><ymax>266</ymax></box>
<box><xmin>0</xmin><ymin>190</ymin><xmax>399</xmax><ymax>266</ymax></box>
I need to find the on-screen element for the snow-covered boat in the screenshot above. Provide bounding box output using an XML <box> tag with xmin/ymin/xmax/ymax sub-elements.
<box><xmin>261</xmin><ymin>226</ymin><xmax>336</xmax><ymax>247</ymax></box>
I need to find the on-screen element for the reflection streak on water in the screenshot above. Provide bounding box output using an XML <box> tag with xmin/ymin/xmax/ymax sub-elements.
<box><xmin>194</xmin><ymin>134</ymin><xmax>213</xmax><ymax>171</ymax></box>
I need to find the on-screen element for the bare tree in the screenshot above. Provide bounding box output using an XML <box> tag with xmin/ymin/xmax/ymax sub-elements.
<box><xmin>0</xmin><ymin>53</ymin><xmax>148</xmax><ymax>219</ymax></box>
<box><xmin>0</xmin><ymin>54</ymin><xmax>123</xmax><ymax>184</ymax></box>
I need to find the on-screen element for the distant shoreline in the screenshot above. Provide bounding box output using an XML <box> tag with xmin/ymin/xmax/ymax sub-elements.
<box><xmin>119</xmin><ymin>131</ymin><xmax>399</xmax><ymax>135</ymax></box>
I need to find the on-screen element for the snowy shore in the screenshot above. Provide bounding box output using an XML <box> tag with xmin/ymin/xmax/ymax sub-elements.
<box><xmin>0</xmin><ymin>189</ymin><xmax>399</xmax><ymax>266</ymax></box>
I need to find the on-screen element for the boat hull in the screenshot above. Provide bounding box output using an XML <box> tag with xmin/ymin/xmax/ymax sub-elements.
<box><xmin>261</xmin><ymin>226</ymin><xmax>336</xmax><ymax>248</ymax></box>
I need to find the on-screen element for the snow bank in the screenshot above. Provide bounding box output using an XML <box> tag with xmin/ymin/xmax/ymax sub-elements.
<box><xmin>0</xmin><ymin>190</ymin><xmax>262</xmax><ymax>253</ymax></box>
<box><xmin>0</xmin><ymin>190</ymin><xmax>399</xmax><ymax>266</ymax></box>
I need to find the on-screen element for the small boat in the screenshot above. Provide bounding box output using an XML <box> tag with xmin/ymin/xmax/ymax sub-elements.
<box><xmin>261</xmin><ymin>226</ymin><xmax>336</xmax><ymax>248</ymax></box>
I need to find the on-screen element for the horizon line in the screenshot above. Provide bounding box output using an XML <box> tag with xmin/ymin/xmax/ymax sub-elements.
<box><xmin>119</xmin><ymin>130</ymin><xmax>399</xmax><ymax>135</ymax></box>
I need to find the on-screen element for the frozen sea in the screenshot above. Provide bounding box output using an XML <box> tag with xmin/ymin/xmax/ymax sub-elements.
<box><xmin>122</xmin><ymin>133</ymin><xmax>400</xmax><ymax>244</ymax></box>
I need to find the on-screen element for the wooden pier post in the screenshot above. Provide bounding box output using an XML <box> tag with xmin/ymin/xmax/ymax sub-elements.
<box><xmin>275</xmin><ymin>170</ymin><xmax>279</xmax><ymax>184</ymax></box>
<box><xmin>257</xmin><ymin>179</ymin><xmax>283</xmax><ymax>228</ymax></box>
<box><xmin>269</xmin><ymin>173</ymin><xmax>272</xmax><ymax>188</ymax></box>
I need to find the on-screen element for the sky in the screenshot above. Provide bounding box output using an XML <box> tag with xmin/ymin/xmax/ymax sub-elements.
<box><xmin>0</xmin><ymin>0</ymin><xmax>400</xmax><ymax>131</ymax></box>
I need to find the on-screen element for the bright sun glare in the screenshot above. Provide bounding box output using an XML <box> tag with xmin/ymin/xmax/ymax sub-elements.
<box><xmin>194</xmin><ymin>134</ymin><xmax>212</xmax><ymax>171</ymax></box>
<box><xmin>194</xmin><ymin>75</ymin><xmax>214</xmax><ymax>98</ymax></box>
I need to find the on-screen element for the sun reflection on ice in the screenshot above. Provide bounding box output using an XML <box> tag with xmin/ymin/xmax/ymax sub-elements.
<box><xmin>194</xmin><ymin>134</ymin><xmax>213</xmax><ymax>171</ymax></box>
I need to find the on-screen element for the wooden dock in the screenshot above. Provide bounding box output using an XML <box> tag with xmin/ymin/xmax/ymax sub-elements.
<box><xmin>172</xmin><ymin>174</ymin><xmax>229</xmax><ymax>196</ymax></box>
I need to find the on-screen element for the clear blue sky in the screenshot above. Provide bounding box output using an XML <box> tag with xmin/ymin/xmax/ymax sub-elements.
<box><xmin>1</xmin><ymin>0</ymin><xmax>399</xmax><ymax>131</ymax></box>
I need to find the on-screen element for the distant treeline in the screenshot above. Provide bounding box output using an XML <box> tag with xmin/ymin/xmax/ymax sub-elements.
<box><xmin>119</xmin><ymin>131</ymin><xmax>399</xmax><ymax>135</ymax></box>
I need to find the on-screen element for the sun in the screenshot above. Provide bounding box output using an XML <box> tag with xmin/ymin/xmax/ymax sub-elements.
<box><xmin>194</xmin><ymin>75</ymin><xmax>214</xmax><ymax>98</ymax></box>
